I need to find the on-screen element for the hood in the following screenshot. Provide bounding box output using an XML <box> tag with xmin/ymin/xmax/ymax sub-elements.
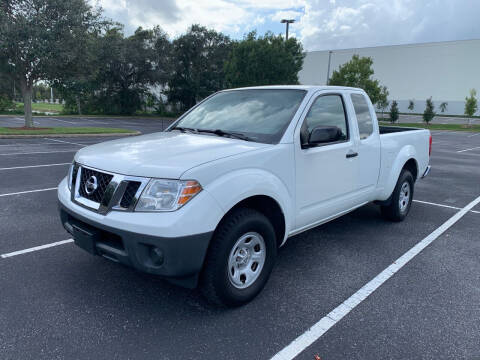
<box><xmin>75</xmin><ymin>131</ymin><xmax>268</xmax><ymax>178</ymax></box>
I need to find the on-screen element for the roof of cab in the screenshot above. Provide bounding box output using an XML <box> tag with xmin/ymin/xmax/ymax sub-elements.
<box><xmin>224</xmin><ymin>85</ymin><xmax>364</xmax><ymax>92</ymax></box>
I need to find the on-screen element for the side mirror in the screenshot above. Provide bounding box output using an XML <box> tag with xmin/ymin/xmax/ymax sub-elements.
<box><xmin>306</xmin><ymin>126</ymin><xmax>343</xmax><ymax>147</ymax></box>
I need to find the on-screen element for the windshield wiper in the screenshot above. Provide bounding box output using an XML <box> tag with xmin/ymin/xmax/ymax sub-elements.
<box><xmin>195</xmin><ymin>129</ymin><xmax>253</xmax><ymax>142</ymax></box>
<box><xmin>172</xmin><ymin>126</ymin><xmax>253</xmax><ymax>141</ymax></box>
<box><xmin>171</xmin><ymin>126</ymin><xmax>198</xmax><ymax>133</ymax></box>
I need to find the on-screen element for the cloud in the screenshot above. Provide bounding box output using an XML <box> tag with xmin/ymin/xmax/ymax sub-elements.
<box><xmin>270</xmin><ymin>10</ymin><xmax>304</xmax><ymax>22</ymax></box>
<box><xmin>296</xmin><ymin>0</ymin><xmax>480</xmax><ymax>50</ymax></box>
<box><xmin>93</xmin><ymin>0</ymin><xmax>480</xmax><ymax>50</ymax></box>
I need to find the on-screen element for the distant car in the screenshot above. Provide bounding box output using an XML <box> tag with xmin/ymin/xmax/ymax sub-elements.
<box><xmin>58</xmin><ymin>86</ymin><xmax>432</xmax><ymax>307</ymax></box>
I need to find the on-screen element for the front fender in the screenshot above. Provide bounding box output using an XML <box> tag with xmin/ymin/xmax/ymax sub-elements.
<box><xmin>378</xmin><ymin>145</ymin><xmax>418</xmax><ymax>200</ymax></box>
<box><xmin>204</xmin><ymin>169</ymin><xmax>293</xmax><ymax>244</ymax></box>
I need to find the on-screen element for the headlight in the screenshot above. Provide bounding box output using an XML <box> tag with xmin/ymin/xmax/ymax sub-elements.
<box><xmin>135</xmin><ymin>179</ymin><xmax>202</xmax><ymax>212</ymax></box>
<box><xmin>67</xmin><ymin>163</ymin><xmax>74</xmax><ymax>191</ymax></box>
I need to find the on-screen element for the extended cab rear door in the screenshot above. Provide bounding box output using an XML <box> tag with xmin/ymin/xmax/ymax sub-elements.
<box><xmin>349</xmin><ymin>92</ymin><xmax>381</xmax><ymax>201</ymax></box>
<box><xmin>293</xmin><ymin>91</ymin><xmax>360</xmax><ymax>231</ymax></box>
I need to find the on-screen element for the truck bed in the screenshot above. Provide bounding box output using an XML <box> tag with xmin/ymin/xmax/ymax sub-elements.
<box><xmin>379</xmin><ymin>125</ymin><xmax>420</xmax><ymax>134</ymax></box>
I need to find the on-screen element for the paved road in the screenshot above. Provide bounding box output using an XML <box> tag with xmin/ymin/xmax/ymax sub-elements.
<box><xmin>0</xmin><ymin>119</ymin><xmax>479</xmax><ymax>359</ymax></box>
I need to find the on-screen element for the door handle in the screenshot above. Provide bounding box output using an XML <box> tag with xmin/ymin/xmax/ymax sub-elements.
<box><xmin>346</xmin><ymin>150</ymin><xmax>358</xmax><ymax>158</ymax></box>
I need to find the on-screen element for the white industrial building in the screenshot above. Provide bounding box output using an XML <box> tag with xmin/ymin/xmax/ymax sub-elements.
<box><xmin>298</xmin><ymin>39</ymin><xmax>480</xmax><ymax>115</ymax></box>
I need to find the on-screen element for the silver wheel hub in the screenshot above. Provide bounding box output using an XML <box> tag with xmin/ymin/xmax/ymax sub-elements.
<box><xmin>227</xmin><ymin>232</ymin><xmax>266</xmax><ymax>289</ymax></box>
<box><xmin>399</xmin><ymin>181</ymin><xmax>411</xmax><ymax>212</ymax></box>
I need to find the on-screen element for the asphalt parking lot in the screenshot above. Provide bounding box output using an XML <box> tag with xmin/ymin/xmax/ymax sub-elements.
<box><xmin>0</xmin><ymin>117</ymin><xmax>479</xmax><ymax>359</ymax></box>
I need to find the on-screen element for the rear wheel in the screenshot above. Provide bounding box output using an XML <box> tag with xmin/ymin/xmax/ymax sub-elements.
<box><xmin>200</xmin><ymin>208</ymin><xmax>277</xmax><ymax>307</ymax></box>
<box><xmin>381</xmin><ymin>169</ymin><xmax>414</xmax><ymax>222</ymax></box>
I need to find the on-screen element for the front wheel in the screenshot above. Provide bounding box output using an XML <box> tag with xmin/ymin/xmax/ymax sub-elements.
<box><xmin>200</xmin><ymin>208</ymin><xmax>277</xmax><ymax>307</ymax></box>
<box><xmin>381</xmin><ymin>169</ymin><xmax>414</xmax><ymax>222</ymax></box>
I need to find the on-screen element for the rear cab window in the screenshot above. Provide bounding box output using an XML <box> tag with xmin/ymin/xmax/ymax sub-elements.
<box><xmin>350</xmin><ymin>93</ymin><xmax>374</xmax><ymax>140</ymax></box>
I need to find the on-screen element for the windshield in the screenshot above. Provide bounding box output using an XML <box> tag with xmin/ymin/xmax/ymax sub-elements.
<box><xmin>171</xmin><ymin>89</ymin><xmax>307</xmax><ymax>143</ymax></box>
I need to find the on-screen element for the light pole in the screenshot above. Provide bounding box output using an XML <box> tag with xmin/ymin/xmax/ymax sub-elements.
<box><xmin>280</xmin><ymin>19</ymin><xmax>295</xmax><ymax>40</ymax></box>
<box><xmin>326</xmin><ymin>50</ymin><xmax>333</xmax><ymax>84</ymax></box>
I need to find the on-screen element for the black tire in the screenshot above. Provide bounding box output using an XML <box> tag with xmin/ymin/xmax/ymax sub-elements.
<box><xmin>200</xmin><ymin>208</ymin><xmax>277</xmax><ymax>307</ymax></box>
<box><xmin>381</xmin><ymin>169</ymin><xmax>414</xmax><ymax>222</ymax></box>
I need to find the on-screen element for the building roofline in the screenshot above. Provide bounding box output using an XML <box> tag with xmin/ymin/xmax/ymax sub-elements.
<box><xmin>306</xmin><ymin>38</ymin><xmax>480</xmax><ymax>54</ymax></box>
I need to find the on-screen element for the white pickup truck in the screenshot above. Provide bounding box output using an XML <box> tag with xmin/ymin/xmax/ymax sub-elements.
<box><xmin>58</xmin><ymin>86</ymin><xmax>431</xmax><ymax>306</ymax></box>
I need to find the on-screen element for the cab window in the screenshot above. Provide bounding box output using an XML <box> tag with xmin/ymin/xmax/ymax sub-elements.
<box><xmin>351</xmin><ymin>93</ymin><xmax>374</xmax><ymax>140</ymax></box>
<box><xmin>301</xmin><ymin>95</ymin><xmax>348</xmax><ymax>144</ymax></box>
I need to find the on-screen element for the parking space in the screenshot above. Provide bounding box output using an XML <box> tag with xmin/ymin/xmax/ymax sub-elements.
<box><xmin>0</xmin><ymin>120</ymin><xmax>479</xmax><ymax>359</ymax></box>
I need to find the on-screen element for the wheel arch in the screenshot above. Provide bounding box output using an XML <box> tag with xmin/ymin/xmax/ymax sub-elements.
<box><xmin>215</xmin><ymin>195</ymin><xmax>286</xmax><ymax>248</ymax></box>
<box><xmin>377</xmin><ymin>144</ymin><xmax>419</xmax><ymax>201</ymax></box>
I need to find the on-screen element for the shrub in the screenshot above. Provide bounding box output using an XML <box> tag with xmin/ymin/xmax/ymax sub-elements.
<box><xmin>439</xmin><ymin>102</ymin><xmax>448</xmax><ymax>113</ymax></box>
<box><xmin>423</xmin><ymin>97</ymin><xmax>435</xmax><ymax>124</ymax></box>
<box><xmin>464</xmin><ymin>89</ymin><xmax>478</xmax><ymax>126</ymax></box>
<box><xmin>0</xmin><ymin>95</ymin><xmax>13</xmax><ymax>112</ymax></box>
<box><xmin>389</xmin><ymin>100</ymin><xmax>399</xmax><ymax>123</ymax></box>
<box><xmin>408</xmin><ymin>99</ymin><xmax>415</xmax><ymax>112</ymax></box>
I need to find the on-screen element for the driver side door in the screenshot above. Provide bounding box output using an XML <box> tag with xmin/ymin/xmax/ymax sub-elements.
<box><xmin>294</xmin><ymin>92</ymin><xmax>360</xmax><ymax>231</ymax></box>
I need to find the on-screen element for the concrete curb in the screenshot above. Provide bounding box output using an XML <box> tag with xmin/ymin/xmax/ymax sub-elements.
<box><xmin>0</xmin><ymin>131</ymin><xmax>141</xmax><ymax>139</ymax></box>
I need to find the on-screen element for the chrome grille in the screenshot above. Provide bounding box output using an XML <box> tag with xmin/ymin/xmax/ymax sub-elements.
<box><xmin>120</xmin><ymin>181</ymin><xmax>141</xmax><ymax>208</ymax></box>
<box><xmin>72</xmin><ymin>164</ymin><xmax>147</xmax><ymax>214</ymax></box>
<box><xmin>78</xmin><ymin>167</ymin><xmax>114</xmax><ymax>203</ymax></box>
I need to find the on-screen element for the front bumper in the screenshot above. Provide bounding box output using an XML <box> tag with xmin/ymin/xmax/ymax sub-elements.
<box><xmin>59</xmin><ymin>203</ymin><xmax>212</xmax><ymax>288</ymax></box>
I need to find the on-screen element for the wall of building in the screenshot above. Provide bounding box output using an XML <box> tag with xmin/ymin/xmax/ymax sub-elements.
<box><xmin>298</xmin><ymin>39</ymin><xmax>480</xmax><ymax>115</ymax></box>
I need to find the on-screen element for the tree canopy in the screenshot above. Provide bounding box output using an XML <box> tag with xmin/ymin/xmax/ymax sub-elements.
<box><xmin>328</xmin><ymin>55</ymin><xmax>387</xmax><ymax>105</ymax></box>
<box><xmin>0</xmin><ymin>7</ymin><xmax>307</xmax><ymax>119</ymax></box>
<box><xmin>224</xmin><ymin>31</ymin><xmax>305</xmax><ymax>88</ymax></box>
<box><xmin>0</xmin><ymin>0</ymin><xmax>105</xmax><ymax>126</ymax></box>
<box><xmin>167</xmin><ymin>25</ymin><xmax>232</xmax><ymax>111</ymax></box>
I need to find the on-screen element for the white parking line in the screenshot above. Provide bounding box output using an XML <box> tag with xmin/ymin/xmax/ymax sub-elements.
<box><xmin>1</xmin><ymin>239</ymin><xmax>73</xmax><ymax>259</ymax></box>
<box><xmin>44</xmin><ymin>138</ymin><xmax>85</xmax><ymax>146</ymax></box>
<box><xmin>467</xmin><ymin>133</ymin><xmax>480</xmax><ymax>137</ymax></box>
<box><xmin>0</xmin><ymin>150</ymin><xmax>77</xmax><ymax>156</ymax></box>
<box><xmin>413</xmin><ymin>199</ymin><xmax>480</xmax><ymax>214</ymax></box>
<box><xmin>271</xmin><ymin>194</ymin><xmax>480</xmax><ymax>360</ymax></box>
<box><xmin>0</xmin><ymin>187</ymin><xmax>58</xmax><ymax>197</ymax></box>
<box><xmin>0</xmin><ymin>163</ymin><xmax>70</xmax><ymax>171</ymax></box>
<box><xmin>457</xmin><ymin>146</ymin><xmax>480</xmax><ymax>153</ymax></box>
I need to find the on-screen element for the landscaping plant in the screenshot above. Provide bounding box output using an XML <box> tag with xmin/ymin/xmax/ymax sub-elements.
<box><xmin>464</xmin><ymin>89</ymin><xmax>478</xmax><ymax>127</ymax></box>
<box><xmin>389</xmin><ymin>100</ymin><xmax>399</xmax><ymax>123</ymax></box>
<box><xmin>423</xmin><ymin>97</ymin><xmax>435</xmax><ymax>125</ymax></box>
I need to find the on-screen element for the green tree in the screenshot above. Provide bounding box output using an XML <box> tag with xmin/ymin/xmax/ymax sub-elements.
<box><xmin>375</xmin><ymin>86</ymin><xmax>389</xmax><ymax>119</ymax></box>
<box><xmin>167</xmin><ymin>25</ymin><xmax>232</xmax><ymax>111</ymax></box>
<box><xmin>464</xmin><ymin>89</ymin><xmax>478</xmax><ymax>126</ymax></box>
<box><xmin>389</xmin><ymin>100</ymin><xmax>399</xmax><ymax>123</ymax></box>
<box><xmin>55</xmin><ymin>30</ymin><xmax>101</xmax><ymax>115</ymax></box>
<box><xmin>439</xmin><ymin>102</ymin><xmax>448</xmax><ymax>113</ymax></box>
<box><xmin>328</xmin><ymin>54</ymin><xmax>387</xmax><ymax>105</ymax></box>
<box><xmin>423</xmin><ymin>97</ymin><xmax>435</xmax><ymax>124</ymax></box>
<box><xmin>59</xmin><ymin>26</ymin><xmax>171</xmax><ymax>115</ymax></box>
<box><xmin>224</xmin><ymin>31</ymin><xmax>305</xmax><ymax>88</ymax></box>
<box><xmin>408</xmin><ymin>99</ymin><xmax>415</xmax><ymax>112</ymax></box>
<box><xmin>0</xmin><ymin>0</ymin><xmax>104</xmax><ymax>127</ymax></box>
<box><xmin>92</xmin><ymin>26</ymin><xmax>171</xmax><ymax>115</ymax></box>
<box><xmin>0</xmin><ymin>60</ymin><xmax>15</xmax><ymax>110</ymax></box>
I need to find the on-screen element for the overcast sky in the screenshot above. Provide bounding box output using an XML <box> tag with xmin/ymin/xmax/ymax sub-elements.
<box><xmin>92</xmin><ymin>0</ymin><xmax>480</xmax><ymax>51</ymax></box>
